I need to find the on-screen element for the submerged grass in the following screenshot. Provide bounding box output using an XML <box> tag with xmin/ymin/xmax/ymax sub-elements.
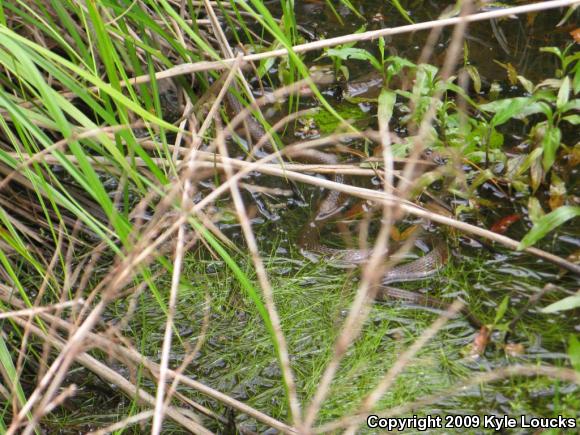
<box><xmin>119</xmin><ymin>248</ymin><xmax>469</xmax><ymax>424</ymax></box>
<box><xmin>105</xmin><ymin>228</ymin><xmax>578</xmax><ymax>431</ymax></box>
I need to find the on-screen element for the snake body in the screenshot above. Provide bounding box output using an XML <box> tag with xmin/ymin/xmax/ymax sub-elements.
<box><xmin>224</xmin><ymin>89</ymin><xmax>480</xmax><ymax>328</ymax></box>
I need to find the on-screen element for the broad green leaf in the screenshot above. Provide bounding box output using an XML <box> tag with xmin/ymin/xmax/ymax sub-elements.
<box><xmin>465</xmin><ymin>65</ymin><xmax>482</xmax><ymax>94</ymax></box>
<box><xmin>510</xmin><ymin>147</ymin><xmax>542</xmax><ymax>178</ymax></box>
<box><xmin>258</xmin><ymin>55</ymin><xmax>276</xmax><ymax>79</ymax></box>
<box><xmin>540</xmin><ymin>47</ymin><xmax>562</xmax><ymax>61</ymax></box>
<box><xmin>517</xmin><ymin>101</ymin><xmax>552</xmax><ymax>119</ymax></box>
<box><xmin>568</xmin><ymin>334</ymin><xmax>580</xmax><ymax>372</ymax></box>
<box><xmin>326</xmin><ymin>47</ymin><xmax>382</xmax><ymax>71</ymax></box>
<box><xmin>517</xmin><ymin>75</ymin><xmax>534</xmax><ymax>94</ymax></box>
<box><xmin>385</xmin><ymin>55</ymin><xmax>416</xmax><ymax>71</ymax></box>
<box><xmin>378</xmin><ymin>89</ymin><xmax>396</xmax><ymax>128</ymax></box>
<box><xmin>536</xmin><ymin>78</ymin><xmax>562</xmax><ymax>92</ymax></box>
<box><xmin>527</xmin><ymin>197</ymin><xmax>545</xmax><ymax>224</ymax></box>
<box><xmin>413</xmin><ymin>64</ymin><xmax>439</xmax><ymax>96</ymax></box>
<box><xmin>480</xmin><ymin>97</ymin><xmax>531</xmax><ymax>126</ymax></box>
<box><xmin>561</xmin><ymin>99</ymin><xmax>580</xmax><ymax>113</ymax></box>
<box><xmin>505</xmin><ymin>154</ymin><xmax>527</xmax><ymax>180</ymax></box>
<box><xmin>530</xmin><ymin>153</ymin><xmax>544</xmax><ymax>193</ymax></box>
<box><xmin>541</xmin><ymin>126</ymin><xmax>562</xmax><ymax>172</ymax></box>
<box><xmin>562</xmin><ymin>114</ymin><xmax>580</xmax><ymax>125</ymax></box>
<box><xmin>541</xmin><ymin>295</ymin><xmax>580</xmax><ymax>314</ymax></box>
<box><xmin>378</xmin><ymin>37</ymin><xmax>385</xmax><ymax>61</ymax></box>
<box><xmin>493</xmin><ymin>296</ymin><xmax>510</xmax><ymax>325</ymax></box>
<box><xmin>469</xmin><ymin>169</ymin><xmax>495</xmax><ymax>192</ymax></box>
<box><xmin>518</xmin><ymin>206</ymin><xmax>580</xmax><ymax>250</ymax></box>
<box><xmin>488</xmin><ymin>127</ymin><xmax>504</xmax><ymax>149</ymax></box>
<box><xmin>444</xmin><ymin>82</ymin><xmax>480</xmax><ymax>109</ymax></box>
<box><xmin>556</xmin><ymin>76</ymin><xmax>570</xmax><ymax>109</ymax></box>
<box><xmin>574</xmin><ymin>60</ymin><xmax>580</xmax><ymax>94</ymax></box>
<box><xmin>339</xmin><ymin>65</ymin><xmax>350</xmax><ymax>81</ymax></box>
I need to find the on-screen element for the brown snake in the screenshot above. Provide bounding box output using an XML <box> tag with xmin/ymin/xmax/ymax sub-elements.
<box><xmin>225</xmin><ymin>90</ymin><xmax>481</xmax><ymax>328</ymax></box>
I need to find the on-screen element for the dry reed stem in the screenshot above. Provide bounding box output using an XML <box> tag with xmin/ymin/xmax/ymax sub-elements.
<box><xmin>192</xmin><ymin>10</ymin><xmax>307</xmax><ymax>423</ymax></box>
<box><xmin>5</xmin><ymin>55</ymin><xmax>290</xmax><ymax>434</ymax></box>
<box><xmin>29</xmin><ymin>139</ymin><xmax>574</xmax><ymax>275</ymax></box>
<box><xmin>163</xmin><ymin>292</ymin><xmax>212</xmax><ymax>420</ymax></box>
<box><xmin>7</xmin><ymin>314</ymin><xmax>210</xmax><ymax>434</ymax></box>
<box><xmin>150</xmin><ymin>206</ymin><xmax>188</xmax><ymax>435</ymax></box>
<box><xmin>250</xmin><ymin>107</ymin><xmax>319</xmax><ymax>157</ymax></box>
<box><xmin>15</xmin><ymin>229</ymin><xmax>64</xmax><ymax>416</ymax></box>
<box><xmin>153</xmin><ymin>55</ymin><xmax>243</xmax><ymax>435</ymax></box>
<box><xmin>6</xmin><ymin>0</ymin><xmax>570</xmax><ymax>116</ymax></box>
<box><xmin>342</xmin><ymin>94</ymin><xmax>450</xmax><ymax>434</ymax></box>
<box><xmin>297</xmin><ymin>9</ymin><xmax>477</xmax><ymax>416</ymax></box>
<box><xmin>13</xmin><ymin>300</ymin><xmax>108</xmax><ymax>434</ymax></box>
<box><xmin>302</xmin><ymin>75</ymin><xmax>403</xmax><ymax>429</ymax></box>
<box><xmin>12</xmin><ymin>209</ymin><xmax>190</xmax><ymax>431</ymax></box>
<box><xmin>97</xmin><ymin>52</ymin><xmax>560</xmax><ymax>276</ymax></box>
<box><xmin>0</xmin><ymin>124</ymin><xmax>134</xmax><ymax>193</ymax></box>
<box><xmin>0</xmin><ymin>284</ymin><xmax>207</xmax><ymax>432</ymax></box>
<box><xmin>88</xmin><ymin>410</ymin><xmax>155</xmax><ymax>435</ymax></box>
<box><xmin>12</xmin><ymin>153</ymin><xmax>401</xmax><ymax>177</ymax></box>
<box><xmin>0</xmin><ymin>300</ymin><xmax>84</xmax><ymax>320</ymax></box>
<box><xmin>11</xmin><ymin>139</ymin><xmax>580</xmax><ymax>270</ymax></box>
<box><xmin>3</xmin><ymin>1</ymin><xmax>577</xmax><ymax>429</ymax></box>
<box><xmin>186</xmin><ymin>150</ymin><xmax>580</xmax><ymax>274</ymax></box>
<box><xmin>399</xmin><ymin>0</ymin><xmax>474</xmax><ymax>198</ymax></box>
<box><xmin>0</xmin><ymin>284</ymin><xmax>296</xmax><ymax>434</ymax></box>
<box><xmin>216</xmin><ymin>113</ymin><xmax>304</xmax><ymax>426</ymax></box>
<box><xmin>41</xmin><ymin>385</ymin><xmax>77</xmax><ymax>417</ymax></box>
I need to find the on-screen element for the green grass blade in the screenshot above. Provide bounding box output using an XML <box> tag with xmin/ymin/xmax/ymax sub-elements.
<box><xmin>518</xmin><ymin>206</ymin><xmax>580</xmax><ymax>250</ymax></box>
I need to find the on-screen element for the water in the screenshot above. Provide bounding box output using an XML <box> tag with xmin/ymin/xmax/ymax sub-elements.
<box><xmin>88</xmin><ymin>2</ymin><xmax>580</xmax><ymax>432</ymax></box>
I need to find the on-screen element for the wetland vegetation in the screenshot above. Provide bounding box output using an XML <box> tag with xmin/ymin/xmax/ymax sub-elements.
<box><xmin>0</xmin><ymin>0</ymin><xmax>578</xmax><ymax>433</ymax></box>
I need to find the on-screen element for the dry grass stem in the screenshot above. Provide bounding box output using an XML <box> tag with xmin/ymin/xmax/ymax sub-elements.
<box><xmin>3</xmin><ymin>303</ymin><xmax>209</xmax><ymax>435</ymax></box>
<box><xmin>0</xmin><ymin>284</ymin><xmax>296</xmax><ymax>434</ymax></box>
<box><xmin>216</xmin><ymin>108</ymin><xmax>303</xmax><ymax>425</ymax></box>
<box><xmin>0</xmin><ymin>300</ymin><xmax>84</xmax><ymax>320</ymax></box>
<box><xmin>88</xmin><ymin>410</ymin><xmax>155</xmax><ymax>435</ymax></box>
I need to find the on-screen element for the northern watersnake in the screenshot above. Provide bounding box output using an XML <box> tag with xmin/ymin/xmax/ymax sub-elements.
<box><xmin>224</xmin><ymin>87</ymin><xmax>481</xmax><ymax>328</ymax></box>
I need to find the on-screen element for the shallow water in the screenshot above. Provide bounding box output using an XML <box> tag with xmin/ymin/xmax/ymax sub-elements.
<box><xmin>227</xmin><ymin>0</ymin><xmax>580</xmax><ymax>429</ymax></box>
<box><xmin>86</xmin><ymin>2</ymin><xmax>580</xmax><ymax>432</ymax></box>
